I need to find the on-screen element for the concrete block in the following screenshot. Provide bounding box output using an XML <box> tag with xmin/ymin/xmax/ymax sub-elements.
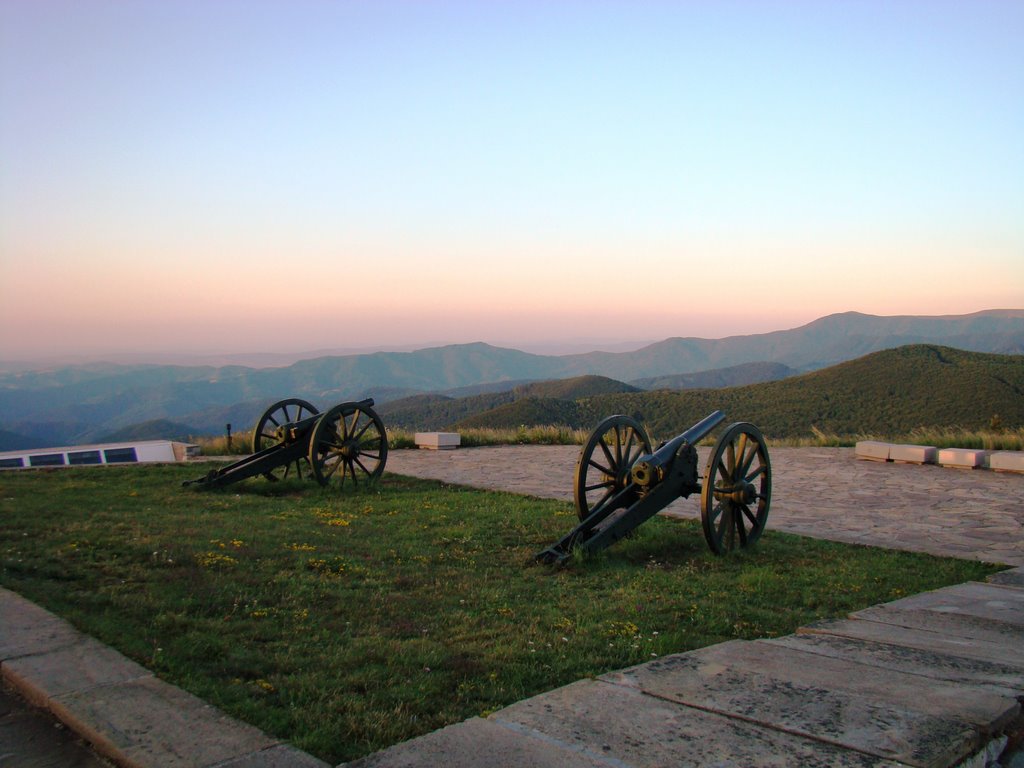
<box><xmin>855</xmin><ymin>441</ymin><xmax>891</xmax><ymax>461</ymax></box>
<box><xmin>414</xmin><ymin>432</ymin><xmax>461</xmax><ymax>450</ymax></box>
<box><xmin>217</xmin><ymin>744</ymin><xmax>330</xmax><ymax>767</ymax></box>
<box><xmin>889</xmin><ymin>444</ymin><xmax>937</xmax><ymax>464</ymax></box>
<box><xmin>0</xmin><ymin>588</ymin><xmax>82</xmax><ymax>660</ymax></box>
<box><xmin>987</xmin><ymin>567</ymin><xmax>1024</xmax><ymax>588</ymax></box>
<box><xmin>346</xmin><ymin>717</ymin><xmax>612</xmax><ymax>767</ymax></box>
<box><xmin>50</xmin><ymin>675</ymin><xmax>278</xmax><ymax>768</ymax></box>
<box><xmin>799</xmin><ymin>617</ymin><xmax>1024</xmax><ymax>668</ymax></box>
<box><xmin>766</xmin><ymin>632</ymin><xmax>1024</xmax><ymax>696</ymax></box>
<box><xmin>989</xmin><ymin>451</ymin><xmax>1024</xmax><ymax>473</ymax></box>
<box><xmin>600</xmin><ymin>640</ymin><xmax>1008</xmax><ymax>766</ymax></box>
<box><xmin>3</xmin><ymin>636</ymin><xmax>151</xmax><ymax>708</ymax></box>
<box><xmin>937</xmin><ymin>448</ymin><xmax>988</xmax><ymax>468</ymax></box>
<box><xmin>492</xmin><ymin>679</ymin><xmax>895</xmax><ymax>767</ymax></box>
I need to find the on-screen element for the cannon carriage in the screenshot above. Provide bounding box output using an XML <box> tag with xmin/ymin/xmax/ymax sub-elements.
<box><xmin>536</xmin><ymin>410</ymin><xmax>771</xmax><ymax>564</ymax></box>
<box><xmin>185</xmin><ymin>397</ymin><xmax>388</xmax><ymax>490</ymax></box>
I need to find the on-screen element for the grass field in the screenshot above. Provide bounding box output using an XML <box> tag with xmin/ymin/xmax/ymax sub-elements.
<box><xmin>0</xmin><ymin>464</ymin><xmax>1004</xmax><ymax>763</ymax></box>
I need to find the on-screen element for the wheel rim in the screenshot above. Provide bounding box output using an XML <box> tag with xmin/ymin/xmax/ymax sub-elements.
<box><xmin>700</xmin><ymin>422</ymin><xmax>771</xmax><ymax>555</ymax></box>
<box><xmin>574</xmin><ymin>415</ymin><xmax>651</xmax><ymax>521</ymax></box>
<box><xmin>309</xmin><ymin>402</ymin><xmax>388</xmax><ymax>488</ymax></box>
<box><xmin>251</xmin><ymin>398</ymin><xmax>319</xmax><ymax>481</ymax></box>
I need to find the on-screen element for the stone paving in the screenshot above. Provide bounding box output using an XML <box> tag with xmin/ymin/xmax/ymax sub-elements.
<box><xmin>387</xmin><ymin>446</ymin><xmax>1024</xmax><ymax>566</ymax></box>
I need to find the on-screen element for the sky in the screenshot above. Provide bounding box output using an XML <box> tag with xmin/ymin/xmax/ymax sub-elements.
<box><xmin>1</xmin><ymin>0</ymin><xmax>1022</xmax><ymax>361</ymax></box>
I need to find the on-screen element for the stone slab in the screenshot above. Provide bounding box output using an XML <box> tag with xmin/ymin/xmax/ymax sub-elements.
<box><xmin>0</xmin><ymin>587</ymin><xmax>83</xmax><ymax>660</ymax></box>
<box><xmin>990</xmin><ymin>451</ymin><xmax>1024</xmax><ymax>473</ymax></box>
<box><xmin>600</xmin><ymin>640</ymin><xmax>1012</xmax><ymax>766</ymax></box>
<box><xmin>862</xmin><ymin>582</ymin><xmax>1024</xmax><ymax>629</ymax></box>
<box><xmin>218</xmin><ymin>744</ymin><xmax>331</xmax><ymax>767</ymax></box>
<box><xmin>344</xmin><ymin>716</ymin><xmax>613</xmax><ymax>768</ymax></box>
<box><xmin>2</xmin><ymin>635</ymin><xmax>152</xmax><ymax>708</ymax></box>
<box><xmin>798</xmin><ymin>618</ymin><xmax>1024</xmax><ymax>668</ymax></box>
<box><xmin>492</xmin><ymin>678</ymin><xmax>898</xmax><ymax>768</ymax></box>
<box><xmin>414</xmin><ymin>432</ymin><xmax>461</xmax><ymax>450</ymax></box>
<box><xmin>938</xmin><ymin>448</ymin><xmax>989</xmax><ymax>468</ymax></box>
<box><xmin>988</xmin><ymin>567</ymin><xmax>1024</xmax><ymax>588</ymax></box>
<box><xmin>766</xmin><ymin>632</ymin><xmax>1024</xmax><ymax>695</ymax></box>
<box><xmin>890</xmin><ymin>444</ymin><xmax>937</xmax><ymax>464</ymax></box>
<box><xmin>50</xmin><ymin>675</ymin><xmax>279</xmax><ymax>768</ymax></box>
<box><xmin>855</xmin><ymin>441</ymin><xmax>891</xmax><ymax>461</ymax></box>
<box><xmin>853</xmin><ymin>605</ymin><xmax>1024</xmax><ymax>649</ymax></box>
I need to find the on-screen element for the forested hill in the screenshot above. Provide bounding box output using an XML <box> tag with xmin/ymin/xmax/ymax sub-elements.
<box><xmin>573</xmin><ymin>345</ymin><xmax>1024</xmax><ymax>439</ymax></box>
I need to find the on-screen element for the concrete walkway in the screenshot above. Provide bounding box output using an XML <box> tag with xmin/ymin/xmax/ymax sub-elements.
<box><xmin>2</xmin><ymin>447</ymin><xmax>1023</xmax><ymax>767</ymax></box>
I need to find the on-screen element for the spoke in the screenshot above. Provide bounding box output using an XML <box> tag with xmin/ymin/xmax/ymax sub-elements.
<box><xmin>614</xmin><ymin>427</ymin><xmax>623</xmax><ymax>469</ymax></box>
<box><xmin>726</xmin><ymin>440</ymin><xmax>737</xmax><ymax>477</ymax></box>
<box><xmin>585</xmin><ymin>479</ymin><xmax>615</xmax><ymax>492</ymax></box>
<box><xmin>746</xmin><ymin>464</ymin><xmax>766</xmax><ymax>482</ymax></box>
<box><xmin>588</xmin><ymin>457</ymin><xmax>614</xmax><ymax>476</ymax></box>
<box><xmin>717</xmin><ymin>457</ymin><xmax>731</xmax><ymax>483</ymax></box>
<box><xmin>353</xmin><ymin>455</ymin><xmax>373</xmax><ymax>476</ymax></box>
<box><xmin>352</xmin><ymin>418</ymin><xmax>373</xmax><ymax>442</ymax></box>
<box><xmin>348</xmin><ymin>459</ymin><xmax>358</xmax><ymax>486</ymax></box>
<box><xmin>357</xmin><ymin>449</ymin><xmax>382</xmax><ymax>461</ymax></box>
<box><xmin>737</xmin><ymin>439</ymin><xmax>757</xmax><ymax>478</ymax></box>
<box><xmin>734</xmin><ymin>433</ymin><xmax>748</xmax><ymax>473</ymax></box>
<box><xmin>709</xmin><ymin>500</ymin><xmax>724</xmax><ymax>524</ymax></box>
<box><xmin>268</xmin><ymin>414</ymin><xmax>281</xmax><ymax>428</ymax></box>
<box><xmin>623</xmin><ymin>428</ymin><xmax>635</xmax><ymax>463</ymax></box>
<box><xmin>323</xmin><ymin>457</ymin><xmax>341</xmax><ymax>480</ymax></box>
<box><xmin>598</xmin><ymin>436</ymin><xmax>616</xmax><ymax>470</ymax></box>
<box><xmin>741</xmin><ymin>503</ymin><xmax>759</xmax><ymax>527</ymax></box>
<box><xmin>735</xmin><ymin>505</ymin><xmax>748</xmax><ymax>545</ymax></box>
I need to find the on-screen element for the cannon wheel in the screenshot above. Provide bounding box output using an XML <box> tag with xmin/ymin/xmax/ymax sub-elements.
<box><xmin>700</xmin><ymin>422</ymin><xmax>771</xmax><ymax>555</ymax></box>
<box><xmin>252</xmin><ymin>398</ymin><xmax>320</xmax><ymax>481</ymax></box>
<box><xmin>574</xmin><ymin>415</ymin><xmax>652</xmax><ymax>521</ymax></box>
<box><xmin>308</xmin><ymin>400</ymin><xmax>389</xmax><ymax>488</ymax></box>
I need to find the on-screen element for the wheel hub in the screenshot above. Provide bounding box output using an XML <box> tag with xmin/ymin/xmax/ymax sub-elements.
<box><xmin>714</xmin><ymin>480</ymin><xmax>757</xmax><ymax>505</ymax></box>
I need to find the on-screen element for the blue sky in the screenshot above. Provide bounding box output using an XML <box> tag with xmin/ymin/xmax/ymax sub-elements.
<box><xmin>1</xmin><ymin>1</ymin><xmax>1022</xmax><ymax>360</ymax></box>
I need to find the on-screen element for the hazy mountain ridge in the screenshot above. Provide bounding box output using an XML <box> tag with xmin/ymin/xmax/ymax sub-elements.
<box><xmin>1</xmin><ymin>310</ymin><xmax>1021</xmax><ymax>447</ymax></box>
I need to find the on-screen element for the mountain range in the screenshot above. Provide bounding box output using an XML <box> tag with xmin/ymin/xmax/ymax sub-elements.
<box><xmin>1</xmin><ymin>309</ymin><xmax>1021</xmax><ymax>449</ymax></box>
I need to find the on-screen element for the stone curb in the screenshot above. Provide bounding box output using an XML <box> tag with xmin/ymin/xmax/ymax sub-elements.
<box><xmin>0</xmin><ymin>587</ymin><xmax>329</xmax><ymax>768</ymax></box>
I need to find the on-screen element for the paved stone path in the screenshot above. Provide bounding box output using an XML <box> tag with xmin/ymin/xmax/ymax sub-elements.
<box><xmin>387</xmin><ymin>446</ymin><xmax>1024</xmax><ymax>565</ymax></box>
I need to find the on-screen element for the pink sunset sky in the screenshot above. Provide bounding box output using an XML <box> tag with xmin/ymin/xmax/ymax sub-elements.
<box><xmin>1</xmin><ymin>1</ymin><xmax>1022</xmax><ymax>361</ymax></box>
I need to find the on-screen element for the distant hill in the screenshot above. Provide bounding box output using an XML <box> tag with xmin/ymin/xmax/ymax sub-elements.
<box><xmin>379</xmin><ymin>375</ymin><xmax>636</xmax><ymax>431</ymax></box>
<box><xmin>0</xmin><ymin>428</ymin><xmax>48</xmax><ymax>451</ymax></box>
<box><xmin>573</xmin><ymin>345</ymin><xmax>1024</xmax><ymax>440</ymax></box>
<box><xmin>2</xmin><ymin>310</ymin><xmax>1021</xmax><ymax>445</ymax></box>
<box><xmin>454</xmin><ymin>397</ymin><xmax>582</xmax><ymax>430</ymax></box>
<box><xmin>631</xmin><ymin>361</ymin><xmax>797</xmax><ymax>390</ymax></box>
<box><xmin>97</xmin><ymin>419</ymin><xmax>199</xmax><ymax>443</ymax></box>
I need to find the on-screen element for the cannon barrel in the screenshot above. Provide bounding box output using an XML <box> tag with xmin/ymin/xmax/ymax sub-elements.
<box><xmin>631</xmin><ymin>409</ymin><xmax>725</xmax><ymax>487</ymax></box>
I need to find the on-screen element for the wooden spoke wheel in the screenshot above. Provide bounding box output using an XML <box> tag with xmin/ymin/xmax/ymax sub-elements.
<box><xmin>308</xmin><ymin>401</ymin><xmax>388</xmax><ymax>488</ymax></box>
<box><xmin>574</xmin><ymin>415</ymin><xmax>652</xmax><ymax>521</ymax></box>
<box><xmin>252</xmin><ymin>398</ymin><xmax>319</xmax><ymax>481</ymax></box>
<box><xmin>700</xmin><ymin>422</ymin><xmax>771</xmax><ymax>555</ymax></box>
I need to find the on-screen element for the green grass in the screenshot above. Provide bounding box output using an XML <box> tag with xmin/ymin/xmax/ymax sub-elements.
<box><xmin>0</xmin><ymin>465</ymin><xmax>1003</xmax><ymax>763</ymax></box>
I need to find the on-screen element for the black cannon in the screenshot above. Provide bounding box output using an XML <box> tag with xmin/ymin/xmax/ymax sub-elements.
<box><xmin>184</xmin><ymin>397</ymin><xmax>388</xmax><ymax>490</ymax></box>
<box><xmin>536</xmin><ymin>411</ymin><xmax>771</xmax><ymax>564</ymax></box>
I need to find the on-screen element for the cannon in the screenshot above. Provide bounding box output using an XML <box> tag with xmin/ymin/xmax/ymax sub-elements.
<box><xmin>184</xmin><ymin>397</ymin><xmax>388</xmax><ymax>490</ymax></box>
<box><xmin>536</xmin><ymin>410</ymin><xmax>771</xmax><ymax>564</ymax></box>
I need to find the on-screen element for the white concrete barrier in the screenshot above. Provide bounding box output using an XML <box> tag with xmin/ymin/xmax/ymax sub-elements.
<box><xmin>937</xmin><ymin>448</ymin><xmax>989</xmax><ymax>469</ymax></box>
<box><xmin>889</xmin><ymin>444</ymin><xmax>937</xmax><ymax>464</ymax></box>
<box><xmin>414</xmin><ymin>432</ymin><xmax>461</xmax><ymax>450</ymax></box>
<box><xmin>855</xmin><ymin>441</ymin><xmax>892</xmax><ymax>462</ymax></box>
<box><xmin>989</xmin><ymin>451</ymin><xmax>1024</xmax><ymax>473</ymax></box>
